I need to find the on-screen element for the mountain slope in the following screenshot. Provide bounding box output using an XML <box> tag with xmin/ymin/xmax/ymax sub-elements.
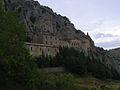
<box><xmin>3</xmin><ymin>0</ymin><xmax>92</xmax><ymax>43</ymax></box>
<box><xmin>2</xmin><ymin>0</ymin><xmax>118</xmax><ymax>70</ymax></box>
<box><xmin>108</xmin><ymin>48</ymin><xmax>120</xmax><ymax>69</ymax></box>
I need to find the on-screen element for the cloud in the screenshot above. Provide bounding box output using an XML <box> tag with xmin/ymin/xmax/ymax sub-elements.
<box><xmin>96</xmin><ymin>40</ymin><xmax>120</xmax><ymax>50</ymax></box>
<box><xmin>93</xmin><ymin>33</ymin><xmax>113</xmax><ymax>39</ymax></box>
<box><xmin>93</xmin><ymin>33</ymin><xmax>120</xmax><ymax>49</ymax></box>
<box><xmin>93</xmin><ymin>33</ymin><xmax>120</xmax><ymax>43</ymax></box>
<box><xmin>90</xmin><ymin>21</ymin><xmax>120</xmax><ymax>36</ymax></box>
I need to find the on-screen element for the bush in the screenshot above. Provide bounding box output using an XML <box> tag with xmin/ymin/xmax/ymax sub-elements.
<box><xmin>37</xmin><ymin>73</ymin><xmax>77</xmax><ymax>90</ymax></box>
<box><xmin>36</xmin><ymin>47</ymin><xmax>120</xmax><ymax>80</ymax></box>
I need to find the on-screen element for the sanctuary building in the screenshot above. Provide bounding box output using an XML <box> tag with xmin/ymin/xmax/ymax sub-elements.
<box><xmin>25</xmin><ymin>34</ymin><xmax>90</xmax><ymax>57</ymax></box>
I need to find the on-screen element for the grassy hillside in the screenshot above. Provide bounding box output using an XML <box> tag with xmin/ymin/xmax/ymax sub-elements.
<box><xmin>40</xmin><ymin>73</ymin><xmax>120</xmax><ymax>90</ymax></box>
<box><xmin>75</xmin><ymin>75</ymin><xmax>120</xmax><ymax>90</ymax></box>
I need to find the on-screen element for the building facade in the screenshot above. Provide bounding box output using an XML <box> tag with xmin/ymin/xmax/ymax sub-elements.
<box><xmin>25</xmin><ymin>34</ymin><xmax>90</xmax><ymax>57</ymax></box>
<box><xmin>25</xmin><ymin>42</ymin><xmax>59</xmax><ymax>57</ymax></box>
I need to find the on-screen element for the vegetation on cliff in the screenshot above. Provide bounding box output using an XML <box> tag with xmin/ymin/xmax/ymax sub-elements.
<box><xmin>37</xmin><ymin>47</ymin><xmax>120</xmax><ymax>80</ymax></box>
<box><xmin>107</xmin><ymin>48</ymin><xmax>120</xmax><ymax>70</ymax></box>
<box><xmin>0</xmin><ymin>1</ymin><xmax>76</xmax><ymax>90</ymax></box>
<box><xmin>0</xmin><ymin>0</ymin><xmax>120</xmax><ymax>90</ymax></box>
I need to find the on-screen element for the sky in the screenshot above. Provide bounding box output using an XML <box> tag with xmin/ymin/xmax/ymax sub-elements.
<box><xmin>36</xmin><ymin>0</ymin><xmax>120</xmax><ymax>50</ymax></box>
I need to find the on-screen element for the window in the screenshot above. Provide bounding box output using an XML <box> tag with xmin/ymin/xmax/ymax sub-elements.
<box><xmin>30</xmin><ymin>47</ymin><xmax>32</xmax><ymax>51</ymax></box>
<box><xmin>46</xmin><ymin>41</ymin><xmax>47</xmax><ymax>44</ymax></box>
<box><xmin>50</xmin><ymin>36</ymin><xmax>52</xmax><ymax>39</ymax></box>
<box><xmin>48</xmin><ymin>49</ymin><xmax>49</xmax><ymax>52</ymax></box>
<box><xmin>55</xmin><ymin>49</ymin><xmax>56</xmax><ymax>52</ymax></box>
<box><xmin>40</xmin><ymin>48</ymin><xmax>41</xmax><ymax>51</ymax></box>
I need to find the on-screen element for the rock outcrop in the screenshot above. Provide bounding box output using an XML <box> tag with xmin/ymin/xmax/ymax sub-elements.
<box><xmin>2</xmin><ymin>0</ymin><xmax>118</xmax><ymax>70</ymax></box>
<box><xmin>107</xmin><ymin>48</ymin><xmax>120</xmax><ymax>70</ymax></box>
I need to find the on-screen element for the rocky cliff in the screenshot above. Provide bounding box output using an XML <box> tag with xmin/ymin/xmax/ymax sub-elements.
<box><xmin>2</xmin><ymin>0</ymin><xmax>118</xmax><ymax>70</ymax></box>
<box><xmin>3</xmin><ymin>0</ymin><xmax>93</xmax><ymax>43</ymax></box>
<box><xmin>107</xmin><ymin>48</ymin><xmax>120</xmax><ymax>70</ymax></box>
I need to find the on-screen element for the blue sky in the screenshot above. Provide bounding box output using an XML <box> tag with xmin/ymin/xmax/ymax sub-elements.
<box><xmin>36</xmin><ymin>0</ymin><xmax>120</xmax><ymax>50</ymax></box>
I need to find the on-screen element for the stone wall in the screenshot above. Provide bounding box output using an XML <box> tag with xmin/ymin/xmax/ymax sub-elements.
<box><xmin>69</xmin><ymin>39</ymin><xmax>82</xmax><ymax>48</ymax></box>
<box><xmin>25</xmin><ymin>42</ymin><xmax>59</xmax><ymax>57</ymax></box>
<box><xmin>69</xmin><ymin>39</ymin><xmax>90</xmax><ymax>54</ymax></box>
<box><xmin>39</xmin><ymin>67</ymin><xmax>65</xmax><ymax>73</ymax></box>
<box><xmin>43</xmin><ymin>34</ymin><xmax>59</xmax><ymax>46</ymax></box>
<box><xmin>81</xmin><ymin>39</ymin><xmax>90</xmax><ymax>54</ymax></box>
<box><xmin>59</xmin><ymin>40</ymin><xmax>70</xmax><ymax>47</ymax></box>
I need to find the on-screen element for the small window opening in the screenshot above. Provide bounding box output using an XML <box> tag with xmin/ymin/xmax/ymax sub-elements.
<box><xmin>31</xmin><ymin>47</ymin><xmax>32</xmax><ymax>51</ymax></box>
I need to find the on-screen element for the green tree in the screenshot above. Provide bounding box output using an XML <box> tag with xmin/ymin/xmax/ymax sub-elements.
<box><xmin>0</xmin><ymin>1</ymin><xmax>39</xmax><ymax>90</ymax></box>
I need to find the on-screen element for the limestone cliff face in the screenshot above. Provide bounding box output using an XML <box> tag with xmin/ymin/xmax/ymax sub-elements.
<box><xmin>2</xmin><ymin>0</ymin><xmax>118</xmax><ymax>69</ymax></box>
<box><xmin>3</xmin><ymin>0</ymin><xmax>91</xmax><ymax>42</ymax></box>
<box><xmin>107</xmin><ymin>48</ymin><xmax>120</xmax><ymax>70</ymax></box>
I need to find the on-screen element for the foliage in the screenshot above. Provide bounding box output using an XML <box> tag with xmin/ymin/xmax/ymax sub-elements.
<box><xmin>107</xmin><ymin>48</ymin><xmax>120</xmax><ymax>70</ymax></box>
<box><xmin>37</xmin><ymin>73</ymin><xmax>77</xmax><ymax>90</ymax></box>
<box><xmin>56</xmin><ymin>47</ymin><xmax>88</xmax><ymax>76</ymax></box>
<box><xmin>37</xmin><ymin>47</ymin><xmax>120</xmax><ymax>80</ymax></box>
<box><xmin>0</xmin><ymin>1</ymin><xmax>78</xmax><ymax>90</ymax></box>
<box><xmin>0</xmin><ymin>1</ymin><xmax>39</xmax><ymax>90</ymax></box>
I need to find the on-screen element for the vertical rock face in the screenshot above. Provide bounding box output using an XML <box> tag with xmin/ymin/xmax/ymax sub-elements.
<box><xmin>2</xmin><ymin>0</ymin><xmax>118</xmax><ymax>69</ymax></box>
<box><xmin>107</xmin><ymin>48</ymin><xmax>120</xmax><ymax>70</ymax></box>
<box><xmin>3</xmin><ymin>0</ymin><xmax>92</xmax><ymax>42</ymax></box>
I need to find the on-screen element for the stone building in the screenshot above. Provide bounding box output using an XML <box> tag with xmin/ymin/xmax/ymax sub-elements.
<box><xmin>59</xmin><ymin>40</ymin><xmax>70</xmax><ymax>48</ymax></box>
<box><xmin>69</xmin><ymin>39</ymin><xmax>82</xmax><ymax>48</ymax></box>
<box><xmin>80</xmin><ymin>39</ymin><xmax>90</xmax><ymax>54</ymax></box>
<box><xmin>26</xmin><ymin>34</ymin><xmax>90</xmax><ymax>57</ymax></box>
<box><xmin>25</xmin><ymin>42</ymin><xmax>59</xmax><ymax>57</ymax></box>
<box><xmin>69</xmin><ymin>39</ymin><xmax>90</xmax><ymax>54</ymax></box>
